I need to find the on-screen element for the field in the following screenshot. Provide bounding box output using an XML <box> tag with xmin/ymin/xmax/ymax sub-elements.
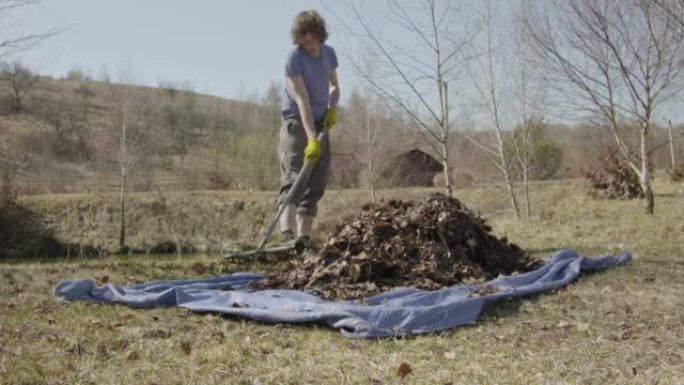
<box><xmin>1</xmin><ymin>178</ymin><xmax>683</xmax><ymax>385</ymax></box>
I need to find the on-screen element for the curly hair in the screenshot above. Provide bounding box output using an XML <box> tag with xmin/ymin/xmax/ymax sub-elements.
<box><xmin>290</xmin><ymin>10</ymin><xmax>329</xmax><ymax>44</ymax></box>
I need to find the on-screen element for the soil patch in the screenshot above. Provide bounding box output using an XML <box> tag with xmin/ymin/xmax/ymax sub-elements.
<box><xmin>263</xmin><ymin>193</ymin><xmax>542</xmax><ymax>300</ymax></box>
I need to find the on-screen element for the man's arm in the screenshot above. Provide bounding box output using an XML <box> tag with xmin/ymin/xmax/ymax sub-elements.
<box><xmin>285</xmin><ymin>75</ymin><xmax>317</xmax><ymax>140</ymax></box>
<box><xmin>328</xmin><ymin>68</ymin><xmax>340</xmax><ymax>109</ymax></box>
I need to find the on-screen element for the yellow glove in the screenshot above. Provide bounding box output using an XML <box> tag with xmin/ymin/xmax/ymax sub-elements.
<box><xmin>323</xmin><ymin>107</ymin><xmax>338</xmax><ymax>129</ymax></box>
<box><xmin>304</xmin><ymin>138</ymin><xmax>321</xmax><ymax>162</ymax></box>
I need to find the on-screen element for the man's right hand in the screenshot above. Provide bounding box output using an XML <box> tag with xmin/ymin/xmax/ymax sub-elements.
<box><xmin>304</xmin><ymin>138</ymin><xmax>321</xmax><ymax>162</ymax></box>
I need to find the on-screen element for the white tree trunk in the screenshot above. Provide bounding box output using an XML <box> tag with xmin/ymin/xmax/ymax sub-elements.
<box><xmin>119</xmin><ymin>107</ymin><xmax>127</xmax><ymax>250</ymax></box>
<box><xmin>640</xmin><ymin>122</ymin><xmax>654</xmax><ymax>214</ymax></box>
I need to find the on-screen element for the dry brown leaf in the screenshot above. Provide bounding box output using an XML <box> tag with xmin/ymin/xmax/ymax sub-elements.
<box><xmin>114</xmin><ymin>339</ymin><xmax>128</xmax><ymax>351</ymax></box>
<box><xmin>180</xmin><ymin>341</ymin><xmax>192</xmax><ymax>355</ymax></box>
<box><xmin>397</xmin><ymin>362</ymin><xmax>413</xmax><ymax>379</ymax></box>
<box><xmin>264</xmin><ymin>193</ymin><xmax>540</xmax><ymax>300</ymax></box>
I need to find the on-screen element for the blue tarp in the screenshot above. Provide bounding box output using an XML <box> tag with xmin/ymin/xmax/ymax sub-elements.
<box><xmin>54</xmin><ymin>249</ymin><xmax>631</xmax><ymax>338</ymax></box>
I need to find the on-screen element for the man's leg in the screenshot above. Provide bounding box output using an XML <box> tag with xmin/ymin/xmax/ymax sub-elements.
<box><xmin>296</xmin><ymin>213</ymin><xmax>314</xmax><ymax>238</ymax></box>
<box><xmin>277</xmin><ymin>118</ymin><xmax>306</xmax><ymax>242</ymax></box>
<box><xmin>296</xmin><ymin>133</ymin><xmax>331</xmax><ymax>248</ymax></box>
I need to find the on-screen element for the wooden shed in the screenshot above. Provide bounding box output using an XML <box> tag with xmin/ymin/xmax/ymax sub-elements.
<box><xmin>383</xmin><ymin>149</ymin><xmax>443</xmax><ymax>187</ymax></box>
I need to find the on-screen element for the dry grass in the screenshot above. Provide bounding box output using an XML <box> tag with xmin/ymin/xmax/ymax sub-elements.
<box><xmin>1</xmin><ymin>178</ymin><xmax>684</xmax><ymax>384</ymax></box>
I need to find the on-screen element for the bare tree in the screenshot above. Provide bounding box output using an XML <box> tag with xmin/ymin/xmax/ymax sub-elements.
<box><xmin>524</xmin><ymin>0</ymin><xmax>684</xmax><ymax>214</ymax></box>
<box><xmin>261</xmin><ymin>80</ymin><xmax>282</xmax><ymax>137</ymax></box>
<box><xmin>510</xmin><ymin>0</ymin><xmax>550</xmax><ymax>218</ymax></box>
<box><xmin>667</xmin><ymin>119</ymin><xmax>677</xmax><ymax>169</ymax></box>
<box><xmin>328</xmin><ymin>0</ymin><xmax>478</xmax><ymax>195</ymax></box>
<box><xmin>0</xmin><ymin>60</ymin><xmax>38</xmax><ymax>112</ymax></box>
<box><xmin>0</xmin><ymin>0</ymin><xmax>57</xmax><ymax>201</ymax></box>
<box><xmin>0</xmin><ymin>0</ymin><xmax>59</xmax><ymax>58</ymax></box>
<box><xmin>162</xmin><ymin>86</ymin><xmax>202</xmax><ymax>171</ymax></box>
<box><xmin>341</xmin><ymin>52</ymin><xmax>393</xmax><ymax>201</ymax></box>
<box><xmin>346</xmin><ymin>86</ymin><xmax>384</xmax><ymax>201</ymax></box>
<box><xmin>37</xmin><ymin>89</ymin><xmax>93</xmax><ymax>162</ymax></box>
<box><xmin>652</xmin><ymin>0</ymin><xmax>684</xmax><ymax>29</ymax></box>
<box><xmin>106</xmin><ymin>70</ymin><xmax>152</xmax><ymax>250</ymax></box>
<box><xmin>466</xmin><ymin>0</ymin><xmax>522</xmax><ymax>218</ymax></box>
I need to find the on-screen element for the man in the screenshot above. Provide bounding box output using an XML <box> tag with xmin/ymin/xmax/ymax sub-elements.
<box><xmin>278</xmin><ymin>10</ymin><xmax>340</xmax><ymax>250</ymax></box>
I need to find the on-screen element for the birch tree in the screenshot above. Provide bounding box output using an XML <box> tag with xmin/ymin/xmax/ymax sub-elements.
<box><xmin>107</xmin><ymin>70</ymin><xmax>152</xmax><ymax>250</ymax></box>
<box><xmin>524</xmin><ymin>0</ymin><xmax>684</xmax><ymax>214</ymax></box>
<box><xmin>510</xmin><ymin>0</ymin><xmax>550</xmax><ymax>217</ymax></box>
<box><xmin>343</xmin><ymin>52</ymin><xmax>391</xmax><ymax>202</ymax></box>
<box><xmin>466</xmin><ymin>0</ymin><xmax>521</xmax><ymax>218</ymax></box>
<box><xmin>330</xmin><ymin>0</ymin><xmax>478</xmax><ymax>195</ymax></box>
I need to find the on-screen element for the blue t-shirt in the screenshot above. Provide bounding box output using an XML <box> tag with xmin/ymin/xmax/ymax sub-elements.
<box><xmin>282</xmin><ymin>44</ymin><xmax>338</xmax><ymax>121</ymax></box>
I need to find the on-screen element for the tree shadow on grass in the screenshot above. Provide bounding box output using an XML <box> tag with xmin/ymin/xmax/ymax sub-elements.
<box><xmin>0</xmin><ymin>202</ymin><xmax>66</xmax><ymax>259</ymax></box>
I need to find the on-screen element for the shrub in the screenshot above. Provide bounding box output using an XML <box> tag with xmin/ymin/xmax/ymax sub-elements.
<box><xmin>584</xmin><ymin>148</ymin><xmax>643</xmax><ymax>199</ymax></box>
<box><xmin>667</xmin><ymin>167</ymin><xmax>684</xmax><ymax>182</ymax></box>
<box><xmin>504</xmin><ymin>121</ymin><xmax>564</xmax><ymax>180</ymax></box>
<box><xmin>0</xmin><ymin>203</ymin><xmax>65</xmax><ymax>258</ymax></box>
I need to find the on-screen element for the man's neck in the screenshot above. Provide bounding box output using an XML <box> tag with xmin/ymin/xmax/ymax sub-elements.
<box><xmin>303</xmin><ymin>45</ymin><xmax>321</xmax><ymax>58</ymax></box>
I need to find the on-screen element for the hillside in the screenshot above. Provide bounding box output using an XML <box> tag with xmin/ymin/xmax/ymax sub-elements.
<box><xmin>0</xmin><ymin>76</ymin><xmax>282</xmax><ymax>194</ymax></box>
<box><xmin>0</xmin><ymin>75</ymin><xmax>683</xmax><ymax>198</ymax></box>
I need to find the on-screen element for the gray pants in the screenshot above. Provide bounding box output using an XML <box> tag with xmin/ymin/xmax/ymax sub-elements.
<box><xmin>278</xmin><ymin>117</ymin><xmax>331</xmax><ymax>217</ymax></box>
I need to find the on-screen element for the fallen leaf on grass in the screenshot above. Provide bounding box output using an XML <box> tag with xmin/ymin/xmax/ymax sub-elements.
<box><xmin>180</xmin><ymin>341</ymin><xmax>192</xmax><ymax>355</ymax></box>
<box><xmin>114</xmin><ymin>339</ymin><xmax>128</xmax><ymax>351</ymax></box>
<box><xmin>443</xmin><ymin>351</ymin><xmax>457</xmax><ymax>360</ymax></box>
<box><xmin>143</xmin><ymin>330</ymin><xmax>171</xmax><ymax>339</ymax></box>
<box><xmin>397</xmin><ymin>362</ymin><xmax>412</xmax><ymax>379</ymax></box>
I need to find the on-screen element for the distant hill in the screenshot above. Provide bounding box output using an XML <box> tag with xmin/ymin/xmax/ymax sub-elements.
<box><xmin>0</xmin><ymin>75</ymin><xmax>282</xmax><ymax>195</ymax></box>
<box><xmin>0</xmin><ymin>74</ymin><xmax>682</xmax><ymax>197</ymax></box>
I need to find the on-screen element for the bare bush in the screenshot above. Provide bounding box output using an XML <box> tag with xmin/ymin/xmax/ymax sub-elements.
<box><xmin>0</xmin><ymin>61</ymin><xmax>39</xmax><ymax>113</ymax></box>
<box><xmin>584</xmin><ymin>148</ymin><xmax>643</xmax><ymax>199</ymax></box>
<box><xmin>667</xmin><ymin>167</ymin><xmax>684</xmax><ymax>182</ymax></box>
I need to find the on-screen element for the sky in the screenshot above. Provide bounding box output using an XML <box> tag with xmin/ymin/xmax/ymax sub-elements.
<box><xmin>5</xmin><ymin>0</ymin><xmax>683</xmax><ymax>124</ymax></box>
<box><xmin>8</xmin><ymin>0</ymin><xmax>356</xmax><ymax>101</ymax></box>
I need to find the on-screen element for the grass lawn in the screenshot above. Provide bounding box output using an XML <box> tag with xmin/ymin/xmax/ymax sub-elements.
<box><xmin>1</xmin><ymin>178</ymin><xmax>683</xmax><ymax>385</ymax></box>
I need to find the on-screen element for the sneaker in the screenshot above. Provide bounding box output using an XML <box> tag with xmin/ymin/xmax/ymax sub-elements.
<box><xmin>294</xmin><ymin>235</ymin><xmax>312</xmax><ymax>254</ymax></box>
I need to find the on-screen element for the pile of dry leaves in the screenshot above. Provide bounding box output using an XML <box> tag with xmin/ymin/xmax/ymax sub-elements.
<box><xmin>263</xmin><ymin>193</ymin><xmax>541</xmax><ymax>300</ymax></box>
